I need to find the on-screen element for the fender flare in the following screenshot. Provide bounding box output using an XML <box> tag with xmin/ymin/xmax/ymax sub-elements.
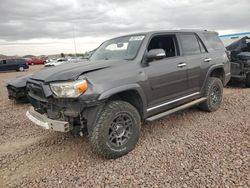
<box><xmin>201</xmin><ymin>64</ymin><xmax>225</xmax><ymax>93</ymax></box>
<box><xmin>98</xmin><ymin>83</ymin><xmax>147</xmax><ymax>117</ymax></box>
<box><xmin>84</xmin><ymin>84</ymin><xmax>147</xmax><ymax>134</ymax></box>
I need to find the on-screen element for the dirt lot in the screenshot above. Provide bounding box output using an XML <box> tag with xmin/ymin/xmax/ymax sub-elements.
<box><xmin>0</xmin><ymin>65</ymin><xmax>249</xmax><ymax>187</ymax></box>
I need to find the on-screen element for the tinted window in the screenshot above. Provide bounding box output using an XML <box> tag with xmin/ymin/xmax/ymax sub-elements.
<box><xmin>7</xmin><ymin>59</ymin><xmax>16</xmax><ymax>64</ymax></box>
<box><xmin>148</xmin><ymin>35</ymin><xmax>178</xmax><ymax>58</ymax></box>
<box><xmin>90</xmin><ymin>35</ymin><xmax>144</xmax><ymax>61</ymax></box>
<box><xmin>179</xmin><ymin>34</ymin><xmax>201</xmax><ymax>55</ymax></box>
<box><xmin>197</xmin><ymin>38</ymin><xmax>207</xmax><ymax>53</ymax></box>
<box><xmin>16</xmin><ymin>59</ymin><xmax>25</xmax><ymax>64</ymax></box>
<box><xmin>204</xmin><ymin>33</ymin><xmax>225</xmax><ymax>50</ymax></box>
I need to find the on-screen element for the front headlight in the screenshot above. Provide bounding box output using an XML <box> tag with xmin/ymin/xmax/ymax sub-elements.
<box><xmin>50</xmin><ymin>79</ymin><xmax>88</xmax><ymax>98</ymax></box>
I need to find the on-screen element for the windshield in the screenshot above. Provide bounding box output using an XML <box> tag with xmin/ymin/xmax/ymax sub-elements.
<box><xmin>90</xmin><ymin>35</ymin><xmax>145</xmax><ymax>61</ymax></box>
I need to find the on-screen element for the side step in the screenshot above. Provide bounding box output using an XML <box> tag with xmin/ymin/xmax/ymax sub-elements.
<box><xmin>146</xmin><ymin>97</ymin><xmax>207</xmax><ymax>122</ymax></box>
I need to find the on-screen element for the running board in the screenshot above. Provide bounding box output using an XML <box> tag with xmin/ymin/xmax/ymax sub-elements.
<box><xmin>146</xmin><ymin>97</ymin><xmax>207</xmax><ymax>122</ymax></box>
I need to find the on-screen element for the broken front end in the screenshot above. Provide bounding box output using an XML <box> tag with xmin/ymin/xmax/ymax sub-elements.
<box><xmin>25</xmin><ymin>78</ymin><xmax>103</xmax><ymax>135</ymax></box>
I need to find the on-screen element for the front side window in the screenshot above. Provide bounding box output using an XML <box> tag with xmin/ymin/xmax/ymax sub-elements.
<box><xmin>147</xmin><ymin>35</ymin><xmax>178</xmax><ymax>58</ymax></box>
<box><xmin>90</xmin><ymin>35</ymin><xmax>145</xmax><ymax>61</ymax></box>
<box><xmin>179</xmin><ymin>34</ymin><xmax>201</xmax><ymax>56</ymax></box>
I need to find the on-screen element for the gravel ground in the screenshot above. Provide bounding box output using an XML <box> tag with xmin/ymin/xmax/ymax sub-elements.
<box><xmin>0</xmin><ymin>65</ymin><xmax>249</xmax><ymax>187</ymax></box>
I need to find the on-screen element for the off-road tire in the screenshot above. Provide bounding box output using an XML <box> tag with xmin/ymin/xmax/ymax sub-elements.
<box><xmin>199</xmin><ymin>77</ymin><xmax>223</xmax><ymax>112</ymax></box>
<box><xmin>90</xmin><ymin>100</ymin><xmax>141</xmax><ymax>159</ymax></box>
<box><xmin>245</xmin><ymin>73</ymin><xmax>250</xmax><ymax>88</ymax></box>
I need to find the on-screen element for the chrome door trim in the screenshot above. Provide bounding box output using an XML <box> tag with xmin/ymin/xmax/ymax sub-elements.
<box><xmin>147</xmin><ymin>92</ymin><xmax>200</xmax><ymax>112</ymax></box>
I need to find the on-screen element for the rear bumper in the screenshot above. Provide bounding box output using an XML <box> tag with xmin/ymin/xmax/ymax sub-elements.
<box><xmin>26</xmin><ymin>107</ymin><xmax>70</xmax><ymax>132</ymax></box>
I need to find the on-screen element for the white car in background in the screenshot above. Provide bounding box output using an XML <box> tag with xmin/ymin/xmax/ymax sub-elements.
<box><xmin>44</xmin><ymin>58</ymin><xmax>68</xmax><ymax>67</ymax></box>
<box><xmin>45</xmin><ymin>57</ymin><xmax>86</xmax><ymax>67</ymax></box>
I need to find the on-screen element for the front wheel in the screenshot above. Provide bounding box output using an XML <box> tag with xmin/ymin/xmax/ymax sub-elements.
<box><xmin>199</xmin><ymin>77</ymin><xmax>223</xmax><ymax>112</ymax></box>
<box><xmin>90</xmin><ymin>100</ymin><xmax>141</xmax><ymax>159</ymax></box>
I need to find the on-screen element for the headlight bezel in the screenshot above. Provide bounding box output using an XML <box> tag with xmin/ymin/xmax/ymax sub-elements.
<box><xmin>49</xmin><ymin>79</ymin><xmax>88</xmax><ymax>98</ymax></box>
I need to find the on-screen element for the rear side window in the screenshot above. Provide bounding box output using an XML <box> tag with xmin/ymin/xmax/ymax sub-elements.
<box><xmin>179</xmin><ymin>34</ymin><xmax>201</xmax><ymax>56</ymax></box>
<box><xmin>7</xmin><ymin>59</ymin><xmax>16</xmax><ymax>64</ymax></box>
<box><xmin>204</xmin><ymin>33</ymin><xmax>225</xmax><ymax>50</ymax></box>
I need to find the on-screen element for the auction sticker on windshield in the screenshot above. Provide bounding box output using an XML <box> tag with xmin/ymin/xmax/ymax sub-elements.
<box><xmin>129</xmin><ymin>36</ymin><xmax>145</xmax><ymax>41</ymax></box>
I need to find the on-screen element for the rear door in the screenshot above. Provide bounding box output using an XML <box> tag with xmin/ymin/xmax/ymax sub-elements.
<box><xmin>178</xmin><ymin>33</ymin><xmax>208</xmax><ymax>93</ymax></box>
<box><xmin>7</xmin><ymin>59</ymin><xmax>18</xmax><ymax>70</ymax></box>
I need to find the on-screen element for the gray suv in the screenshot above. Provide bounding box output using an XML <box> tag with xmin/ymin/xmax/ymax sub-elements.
<box><xmin>25</xmin><ymin>30</ymin><xmax>231</xmax><ymax>158</ymax></box>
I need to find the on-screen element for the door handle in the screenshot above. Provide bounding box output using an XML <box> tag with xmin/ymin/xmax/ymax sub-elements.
<box><xmin>204</xmin><ymin>58</ymin><xmax>212</xmax><ymax>62</ymax></box>
<box><xmin>177</xmin><ymin>62</ymin><xmax>186</xmax><ymax>68</ymax></box>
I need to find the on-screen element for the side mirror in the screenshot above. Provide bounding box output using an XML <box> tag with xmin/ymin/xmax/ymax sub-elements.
<box><xmin>146</xmin><ymin>49</ymin><xmax>166</xmax><ymax>62</ymax></box>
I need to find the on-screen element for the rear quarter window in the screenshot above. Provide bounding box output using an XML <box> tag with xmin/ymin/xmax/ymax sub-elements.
<box><xmin>18</xmin><ymin>59</ymin><xmax>26</xmax><ymax>64</ymax></box>
<box><xmin>179</xmin><ymin>34</ymin><xmax>201</xmax><ymax>56</ymax></box>
<box><xmin>204</xmin><ymin>33</ymin><xmax>225</xmax><ymax>50</ymax></box>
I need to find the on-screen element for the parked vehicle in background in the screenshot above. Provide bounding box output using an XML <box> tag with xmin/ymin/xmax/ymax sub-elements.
<box><xmin>27</xmin><ymin>59</ymin><xmax>46</xmax><ymax>65</ymax></box>
<box><xmin>0</xmin><ymin>59</ymin><xmax>29</xmax><ymax>72</ymax></box>
<box><xmin>219</xmin><ymin>32</ymin><xmax>250</xmax><ymax>47</ymax></box>
<box><xmin>44</xmin><ymin>58</ymin><xmax>84</xmax><ymax>67</ymax></box>
<box><xmin>226</xmin><ymin>36</ymin><xmax>250</xmax><ymax>87</ymax></box>
<box><xmin>25</xmin><ymin>30</ymin><xmax>230</xmax><ymax>159</ymax></box>
<box><xmin>44</xmin><ymin>58</ymin><xmax>68</xmax><ymax>67</ymax></box>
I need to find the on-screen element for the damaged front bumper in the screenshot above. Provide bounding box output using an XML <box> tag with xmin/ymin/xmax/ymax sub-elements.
<box><xmin>26</xmin><ymin>107</ymin><xmax>70</xmax><ymax>132</ymax></box>
<box><xmin>7</xmin><ymin>85</ymin><xmax>28</xmax><ymax>102</ymax></box>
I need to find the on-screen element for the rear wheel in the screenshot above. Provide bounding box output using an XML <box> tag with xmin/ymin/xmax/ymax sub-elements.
<box><xmin>19</xmin><ymin>67</ymin><xmax>24</xmax><ymax>71</ymax></box>
<box><xmin>90</xmin><ymin>100</ymin><xmax>141</xmax><ymax>159</ymax></box>
<box><xmin>245</xmin><ymin>73</ymin><xmax>250</xmax><ymax>88</ymax></box>
<box><xmin>199</xmin><ymin>77</ymin><xmax>223</xmax><ymax>112</ymax></box>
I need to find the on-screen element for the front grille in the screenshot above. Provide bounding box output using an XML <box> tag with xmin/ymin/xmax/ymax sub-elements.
<box><xmin>27</xmin><ymin>80</ymin><xmax>62</xmax><ymax>119</ymax></box>
<box><xmin>27</xmin><ymin>79</ymin><xmax>48</xmax><ymax>114</ymax></box>
<box><xmin>27</xmin><ymin>81</ymin><xmax>45</xmax><ymax>99</ymax></box>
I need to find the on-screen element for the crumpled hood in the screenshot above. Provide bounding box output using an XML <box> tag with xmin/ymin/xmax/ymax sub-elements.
<box><xmin>7</xmin><ymin>74</ymin><xmax>32</xmax><ymax>87</ymax></box>
<box><xmin>30</xmin><ymin>60</ymin><xmax>115</xmax><ymax>83</ymax></box>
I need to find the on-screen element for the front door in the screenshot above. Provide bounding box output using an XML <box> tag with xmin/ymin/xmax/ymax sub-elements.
<box><xmin>143</xmin><ymin>34</ymin><xmax>189</xmax><ymax>111</ymax></box>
